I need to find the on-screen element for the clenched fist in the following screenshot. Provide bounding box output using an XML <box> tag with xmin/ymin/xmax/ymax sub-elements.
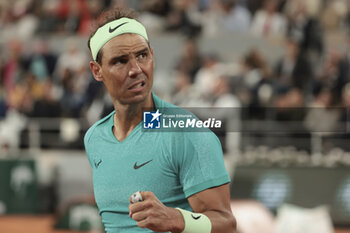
<box><xmin>128</xmin><ymin>191</ymin><xmax>185</xmax><ymax>233</ymax></box>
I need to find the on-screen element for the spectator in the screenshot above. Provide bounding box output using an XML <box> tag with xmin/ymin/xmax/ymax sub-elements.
<box><xmin>175</xmin><ymin>37</ymin><xmax>202</xmax><ymax>81</ymax></box>
<box><xmin>250</xmin><ymin>0</ymin><xmax>287</xmax><ymax>38</ymax></box>
<box><xmin>54</xmin><ymin>39</ymin><xmax>88</xmax><ymax>80</ymax></box>
<box><xmin>13</xmin><ymin>0</ymin><xmax>39</xmax><ymax>40</ymax></box>
<box><xmin>64</xmin><ymin>0</ymin><xmax>94</xmax><ymax>35</ymax></box>
<box><xmin>244</xmin><ymin>0</ymin><xmax>264</xmax><ymax>15</ymax></box>
<box><xmin>219</xmin><ymin>0</ymin><xmax>251</xmax><ymax>32</ymax></box>
<box><xmin>193</xmin><ymin>53</ymin><xmax>224</xmax><ymax>104</ymax></box>
<box><xmin>171</xmin><ymin>69</ymin><xmax>195</xmax><ymax>106</ymax></box>
<box><xmin>138</xmin><ymin>0</ymin><xmax>170</xmax><ymax>32</ymax></box>
<box><xmin>165</xmin><ymin>0</ymin><xmax>202</xmax><ymax>36</ymax></box>
<box><xmin>284</xmin><ymin>0</ymin><xmax>324</xmax><ymax>60</ymax></box>
<box><xmin>212</xmin><ymin>75</ymin><xmax>241</xmax><ymax>154</ymax></box>
<box><xmin>213</xmin><ymin>75</ymin><xmax>241</xmax><ymax>108</ymax></box>
<box><xmin>36</xmin><ymin>0</ymin><xmax>60</xmax><ymax>34</ymax></box>
<box><xmin>336</xmin><ymin>33</ymin><xmax>350</xmax><ymax>101</ymax></box>
<box><xmin>274</xmin><ymin>87</ymin><xmax>304</xmax><ymax>108</ymax></box>
<box><xmin>240</xmin><ymin>49</ymin><xmax>274</xmax><ymax>111</ymax></box>
<box><xmin>321</xmin><ymin>0</ymin><xmax>348</xmax><ymax>31</ymax></box>
<box><xmin>314</xmin><ymin>49</ymin><xmax>342</xmax><ymax>102</ymax></box>
<box><xmin>140</xmin><ymin>0</ymin><xmax>171</xmax><ymax>17</ymax></box>
<box><xmin>0</xmin><ymin>0</ymin><xmax>39</xmax><ymax>41</ymax></box>
<box><xmin>239</xmin><ymin>49</ymin><xmax>270</xmax><ymax>92</ymax></box>
<box><xmin>201</xmin><ymin>0</ymin><xmax>251</xmax><ymax>36</ymax></box>
<box><xmin>274</xmin><ymin>37</ymin><xmax>313</xmax><ymax>91</ymax></box>
<box><xmin>62</xmin><ymin>0</ymin><xmax>82</xmax><ymax>33</ymax></box>
<box><xmin>8</xmin><ymin>72</ymin><xmax>41</xmax><ymax>115</ymax></box>
<box><xmin>2</xmin><ymin>40</ymin><xmax>24</xmax><ymax>94</ymax></box>
<box><xmin>31</xmin><ymin>79</ymin><xmax>62</xmax><ymax>118</ymax></box>
<box><xmin>25</xmin><ymin>38</ymin><xmax>58</xmax><ymax>82</ymax></box>
<box><xmin>60</xmin><ymin>68</ymin><xmax>86</xmax><ymax>118</ymax></box>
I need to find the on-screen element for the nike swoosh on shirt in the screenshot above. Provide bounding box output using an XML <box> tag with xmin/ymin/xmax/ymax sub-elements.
<box><xmin>134</xmin><ymin>159</ymin><xmax>153</xmax><ymax>169</ymax></box>
<box><xmin>109</xmin><ymin>22</ymin><xmax>128</xmax><ymax>33</ymax></box>
<box><xmin>94</xmin><ymin>159</ymin><xmax>102</xmax><ymax>168</ymax></box>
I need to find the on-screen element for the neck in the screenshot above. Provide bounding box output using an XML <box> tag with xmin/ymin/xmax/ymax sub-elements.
<box><xmin>113</xmin><ymin>93</ymin><xmax>154</xmax><ymax>141</ymax></box>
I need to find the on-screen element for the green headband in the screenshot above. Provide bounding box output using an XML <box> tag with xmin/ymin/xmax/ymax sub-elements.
<box><xmin>89</xmin><ymin>17</ymin><xmax>149</xmax><ymax>61</ymax></box>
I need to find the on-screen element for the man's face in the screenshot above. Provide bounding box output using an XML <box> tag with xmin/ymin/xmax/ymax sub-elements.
<box><xmin>91</xmin><ymin>33</ymin><xmax>154</xmax><ymax>105</ymax></box>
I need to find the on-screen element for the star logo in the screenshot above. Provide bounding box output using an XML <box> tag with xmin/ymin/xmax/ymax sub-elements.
<box><xmin>143</xmin><ymin>109</ymin><xmax>162</xmax><ymax>129</ymax></box>
<box><xmin>150</xmin><ymin>109</ymin><xmax>162</xmax><ymax>122</ymax></box>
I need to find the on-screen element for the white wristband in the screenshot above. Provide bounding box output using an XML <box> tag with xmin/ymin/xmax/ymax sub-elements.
<box><xmin>176</xmin><ymin>208</ymin><xmax>212</xmax><ymax>233</ymax></box>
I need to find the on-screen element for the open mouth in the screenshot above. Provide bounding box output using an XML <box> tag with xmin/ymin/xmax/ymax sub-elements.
<box><xmin>128</xmin><ymin>81</ymin><xmax>145</xmax><ymax>90</ymax></box>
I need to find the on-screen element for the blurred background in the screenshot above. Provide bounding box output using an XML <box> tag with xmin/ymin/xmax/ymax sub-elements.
<box><xmin>0</xmin><ymin>0</ymin><xmax>350</xmax><ymax>232</ymax></box>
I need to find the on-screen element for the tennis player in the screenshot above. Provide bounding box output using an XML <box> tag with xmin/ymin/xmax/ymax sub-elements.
<box><xmin>85</xmin><ymin>7</ymin><xmax>236</xmax><ymax>233</ymax></box>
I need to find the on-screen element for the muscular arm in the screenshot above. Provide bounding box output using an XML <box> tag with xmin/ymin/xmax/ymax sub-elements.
<box><xmin>187</xmin><ymin>183</ymin><xmax>236</xmax><ymax>233</ymax></box>
<box><xmin>129</xmin><ymin>184</ymin><xmax>236</xmax><ymax>233</ymax></box>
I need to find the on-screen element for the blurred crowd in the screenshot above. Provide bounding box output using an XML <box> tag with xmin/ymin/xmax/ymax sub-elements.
<box><xmin>2</xmin><ymin>0</ymin><xmax>350</xmax><ymax>150</ymax></box>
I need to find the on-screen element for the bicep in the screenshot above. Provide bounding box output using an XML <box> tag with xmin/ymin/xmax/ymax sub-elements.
<box><xmin>186</xmin><ymin>184</ymin><xmax>236</xmax><ymax>232</ymax></box>
<box><xmin>187</xmin><ymin>184</ymin><xmax>232</xmax><ymax>214</ymax></box>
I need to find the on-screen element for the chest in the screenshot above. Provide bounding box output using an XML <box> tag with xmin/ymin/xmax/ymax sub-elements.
<box><xmin>90</xmin><ymin>134</ymin><xmax>181</xmax><ymax>211</ymax></box>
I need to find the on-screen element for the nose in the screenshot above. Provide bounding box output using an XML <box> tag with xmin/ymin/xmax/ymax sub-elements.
<box><xmin>128</xmin><ymin>58</ymin><xmax>142</xmax><ymax>77</ymax></box>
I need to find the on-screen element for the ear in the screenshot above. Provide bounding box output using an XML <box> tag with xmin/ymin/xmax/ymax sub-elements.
<box><xmin>89</xmin><ymin>61</ymin><xmax>103</xmax><ymax>82</ymax></box>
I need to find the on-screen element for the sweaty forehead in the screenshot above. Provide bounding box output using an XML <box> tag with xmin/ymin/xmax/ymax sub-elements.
<box><xmin>102</xmin><ymin>34</ymin><xmax>149</xmax><ymax>58</ymax></box>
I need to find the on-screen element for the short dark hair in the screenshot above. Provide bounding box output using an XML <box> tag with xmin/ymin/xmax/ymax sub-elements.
<box><xmin>87</xmin><ymin>7</ymin><xmax>138</xmax><ymax>65</ymax></box>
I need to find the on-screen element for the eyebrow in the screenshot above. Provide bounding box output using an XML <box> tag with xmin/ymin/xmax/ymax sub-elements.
<box><xmin>135</xmin><ymin>48</ymin><xmax>149</xmax><ymax>56</ymax></box>
<box><xmin>108</xmin><ymin>47</ymin><xmax>149</xmax><ymax>65</ymax></box>
<box><xmin>109</xmin><ymin>55</ymin><xmax>124</xmax><ymax>64</ymax></box>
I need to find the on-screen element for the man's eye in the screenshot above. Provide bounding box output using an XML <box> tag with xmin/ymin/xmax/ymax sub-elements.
<box><xmin>137</xmin><ymin>53</ymin><xmax>147</xmax><ymax>59</ymax></box>
<box><xmin>114</xmin><ymin>59</ymin><xmax>127</xmax><ymax>65</ymax></box>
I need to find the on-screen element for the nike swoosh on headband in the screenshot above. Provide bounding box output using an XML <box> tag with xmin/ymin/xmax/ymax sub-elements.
<box><xmin>109</xmin><ymin>22</ymin><xmax>128</xmax><ymax>33</ymax></box>
<box><xmin>90</xmin><ymin>18</ymin><xmax>148</xmax><ymax>61</ymax></box>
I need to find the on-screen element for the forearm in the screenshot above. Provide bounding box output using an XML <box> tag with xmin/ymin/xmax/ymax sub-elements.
<box><xmin>204</xmin><ymin>209</ymin><xmax>236</xmax><ymax>233</ymax></box>
<box><xmin>129</xmin><ymin>188</ymin><xmax>236</xmax><ymax>233</ymax></box>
